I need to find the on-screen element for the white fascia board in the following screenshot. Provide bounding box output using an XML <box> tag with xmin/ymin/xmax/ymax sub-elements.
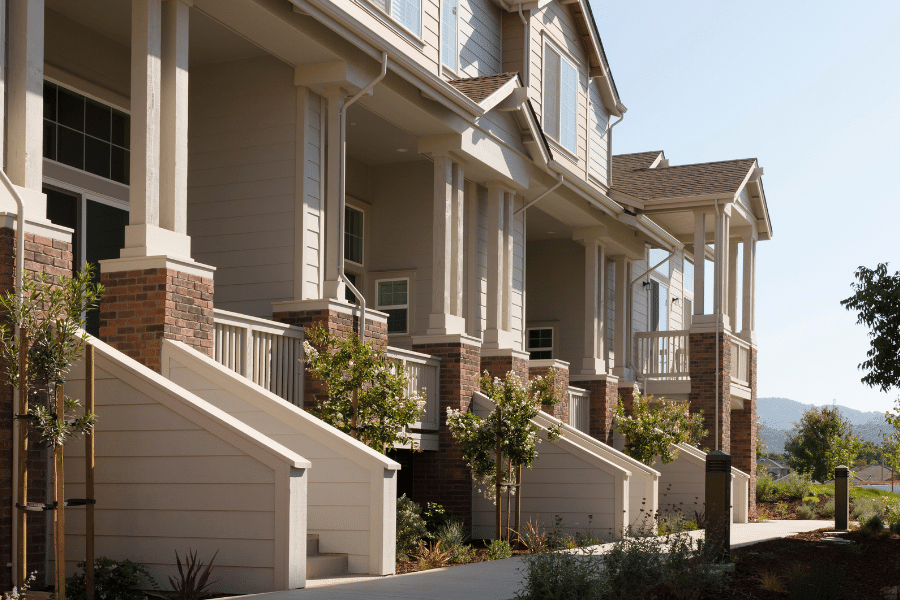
<box><xmin>516</xmin><ymin>100</ymin><xmax>551</xmax><ymax>167</ymax></box>
<box><xmin>294</xmin><ymin>0</ymin><xmax>484</xmax><ymax>118</ymax></box>
<box><xmin>548</xmin><ymin>159</ymin><xmax>622</xmax><ymax>217</ymax></box>
<box><xmin>608</xmin><ymin>188</ymin><xmax>645</xmax><ymax>212</ymax></box>
<box><xmin>575</xmin><ymin>0</ymin><xmax>622</xmax><ymax>115</ymax></box>
<box><xmin>638</xmin><ymin>195</ymin><xmax>734</xmax><ymax>213</ymax></box>
<box><xmin>636</xmin><ymin>215</ymin><xmax>683</xmax><ymax>252</ymax></box>
<box><xmin>479</xmin><ymin>77</ymin><xmax>523</xmax><ymax>113</ymax></box>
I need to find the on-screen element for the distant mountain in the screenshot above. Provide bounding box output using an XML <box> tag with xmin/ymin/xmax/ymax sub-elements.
<box><xmin>758</xmin><ymin>397</ymin><xmax>891</xmax><ymax>453</ymax></box>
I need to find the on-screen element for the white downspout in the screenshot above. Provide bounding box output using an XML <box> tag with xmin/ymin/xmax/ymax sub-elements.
<box><xmin>339</xmin><ymin>52</ymin><xmax>388</xmax><ymax>342</ymax></box>
<box><xmin>518</xmin><ymin>5</ymin><xmax>529</xmax><ymax>88</ymax></box>
<box><xmin>714</xmin><ymin>199</ymin><xmax>720</xmax><ymax>451</ymax></box>
<box><xmin>513</xmin><ymin>174</ymin><xmax>563</xmax><ymax>216</ymax></box>
<box><xmin>607</xmin><ymin>103</ymin><xmax>627</xmax><ymax>183</ymax></box>
<box><xmin>1</xmin><ymin>168</ymin><xmax>27</xmax><ymax>586</ymax></box>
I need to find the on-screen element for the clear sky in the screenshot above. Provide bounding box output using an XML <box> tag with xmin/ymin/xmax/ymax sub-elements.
<box><xmin>589</xmin><ymin>1</ymin><xmax>900</xmax><ymax>413</ymax></box>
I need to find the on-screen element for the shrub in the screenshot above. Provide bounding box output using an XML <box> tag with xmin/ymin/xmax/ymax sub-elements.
<box><xmin>801</xmin><ymin>496</ymin><xmax>819</xmax><ymax>505</ymax></box>
<box><xmin>414</xmin><ymin>541</ymin><xmax>450</xmax><ymax>571</ymax></box>
<box><xmin>601</xmin><ymin>535</ymin><xmax>665</xmax><ymax>599</ymax></box>
<box><xmin>778</xmin><ymin>472</ymin><xmax>814</xmax><ymax>500</ymax></box>
<box><xmin>756</xmin><ymin>473</ymin><xmax>777</xmax><ymax>502</ymax></box>
<box><xmin>657</xmin><ymin>513</ymin><xmax>698</xmax><ymax>536</ymax></box>
<box><xmin>862</xmin><ymin>513</ymin><xmax>886</xmax><ymax>535</ymax></box>
<box><xmin>446</xmin><ymin>544</ymin><xmax>475</xmax><ymax>564</ymax></box>
<box><xmin>396</xmin><ymin>494</ymin><xmax>428</xmax><ymax>559</ymax></box>
<box><xmin>66</xmin><ymin>557</ymin><xmax>158</xmax><ymax>600</ymax></box>
<box><xmin>661</xmin><ymin>535</ymin><xmax>730</xmax><ymax>600</ymax></box>
<box><xmin>168</xmin><ymin>550</ymin><xmax>218</xmax><ymax>600</ymax></box>
<box><xmin>787</xmin><ymin>562</ymin><xmax>842</xmax><ymax>599</ymax></box>
<box><xmin>882</xmin><ymin>495</ymin><xmax>900</xmax><ymax>526</ymax></box>
<box><xmin>756</xmin><ymin>569</ymin><xmax>784</xmax><ymax>592</ymax></box>
<box><xmin>819</xmin><ymin>498</ymin><xmax>836</xmax><ymax>519</ymax></box>
<box><xmin>795</xmin><ymin>504</ymin><xmax>815</xmax><ymax>520</ymax></box>
<box><xmin>424</xmin><ymin>502</ymin><xmax>453</xmax><ymax>540</ymax></box>
<box><xmin>850</xmin><ymin>496</ymin><xmax>885</xmax><ymax>522</ymax></box>
<box><xmin>520</xmin><ymin>520</ymin><xmax>551</xmax><ymax>554</ymax></box>
<box><xmin>512</xmin><ymin>549</ymin><xmax>606</xmax><ymax>600</ymax></box>
<box><xmin>485</xmin><ymin>539</ymin><xmax>513</xmax><ymax>560</ymax></box>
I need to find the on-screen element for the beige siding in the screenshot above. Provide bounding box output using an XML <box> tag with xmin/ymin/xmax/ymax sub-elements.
<box><xmin>298</xmin><ymin>89</ymin><xmax>325</xmax><ymax>300</ymax></box>
<box><xmin>341</xmin><ymin>1</ymin><xmax>439</xmax><ymax>74</ymax></box>
<box><xmin>188</xmin><ymin>56</ymin><xmax>296</xmax><ymax>318</ymax></box>
<box><xmin>632</xmin><ymin>256</ymin><xmax>649</xmax><ymax>337</ymax></box>
<box><xmin>501</xmin><ymin>11</ymin><xmax>525</xmax><ymax>76</ymax></box>
<box><xmin>606</xmin><ymin>256</ymin><xmax>616</xmax><ymax>357</ymax></box>
<box><xmin>458</xmin><ymin>0</ymin><xmax>502</xmax><ymax>78</ymax></box>
<box><xmin>511</xmin><ymin>196</ymin><xmax>525</xmax><ymax>350</ymax></box>
<box><xmin>475</xmin><ymin>185</ymin><xmax>489</xmax><ymax>336</ymax></box>
<box><xmin>669</xmin><ymin>250</ymin><xmax>685</xmax><ymax>331</ymax></box>
<box><xmin>588</xmin><ymin>83</ymin><xmax>609</xmax><ymax>187</ymax></box>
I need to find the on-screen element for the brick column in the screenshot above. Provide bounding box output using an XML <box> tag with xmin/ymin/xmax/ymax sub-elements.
<box><xmin>688</xmin><ymin>331</ymin><xmax>731</xmax><ymax>453</ymax></box>
<box><xmin>410</xmin><ymin>335</ymin><xmax>481</xmax><ymax>525</ymax></box>
<box><xmin>731</xmin><ymin>346</ymin><xmax>757</xmax><ymax>510</ymax></box>
<box><xmin>570</xmin><ymin>375</ymin><xmax>619</xmax><ymax>445</ymax></box>
<box><xmin>529</xmin><ymin>360</ymin><xmax>570</xmax><ymax>423</ymax></box>
<box><xmin>480</xmin><ymin>349</ymin><xmax>530</xmax><ymax>384</ymax></box>
<box><xmin>99</xmin><ymin>262</ymin><xmax>214</xmax><ymax>373</ymax></box>
<box><xmin>1</xmin><ymin>222</ymin><xmax>73</xmax><ymax>589</ymax></box>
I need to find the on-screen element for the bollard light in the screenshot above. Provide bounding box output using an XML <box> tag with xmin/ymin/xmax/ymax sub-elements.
<box><xmin>705</xmin><ymin>450</ymin><xmax>732</xmax><ymax>562</ymax></box>
<box><xmin>835</xmin><ymin>465</ymin><xmax>849</xmax><ymax>531</ymax></box>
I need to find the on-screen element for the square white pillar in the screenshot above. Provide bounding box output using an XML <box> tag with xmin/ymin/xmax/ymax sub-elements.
<box><xmin>322</xmin><ymin>86</ymin><xmax>345</xmax><ymax>300</ymax></box>
<box><xmin>741</xmin><ymin>235</ymin><xmax>756</xmax><ymax>343</ymax></box>
<box><xmin>160</xmin><ymin>0</ymin><xmax>190</xmax><ymax>235</ymax></box>
<box><xmin>484</xmin><ymin>182</ymin><xmax>515</xmax><ymax>349</ymax></box>
<box><xmin>729</xmin><ymin>240</ymin><xmax>739</xmax><ymax>332</ymax></box>
<box><xmin>612</xmin><ymin>256</ymin><xmax>631</xmax><ymax>378</ymax></box>
<box><xmin>693</xmin><ymin>211</ymin><xmax>706</xmax><ymax>316</ymax></box>
<box><xmin>7</xmin><ymin>0</ymin><xmax>44</xmax><ymax>193</ymax></box>
<box><xmin>428</xmin><ymin>154</ymin><xmax>465</xmax><ymax>335</ymax></box>
<box><xmin>582</xmin><ymin>238</ymin><xmax>606</xmax><ymax>375</ymax></box>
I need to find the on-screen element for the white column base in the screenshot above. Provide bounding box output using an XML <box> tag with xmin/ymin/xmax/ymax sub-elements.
<box><xmin>322</xmin><ymin>279</ymin><xmax>345</xmax><ymax>300</ymax></box>
<box><xmin>427</xmin><ymin>312</ymin><xmax>467</xmax><ymax>336</ymax></box>
<box><xmin>611</xmin><ymin>366</ymin><xmax>633</xmax><ymax>381</ymax></box>
<box><xmin>99</xmin><ymin>254</ymin><xmax>215</xmax><ymax>278</ymax></box>
<box><xmin>0</xmin><ymin>184</ymin><xmax>47</xmax><ymax>223</ymax></box>
<box><xmin>580</xmin><ymin>357</ymin><xmax>607</xmax><ymax>377</ymax></box>
<box><xmin>482</xmin><ymin>328</ymin><xmax>517</xmax><ymax>350</ymax></box>
<box><xmin>690</xmin><ymin>313</ymin><xmax>731</xmax><ymax>334</ymax></box>
<box><xmin>740</xmin><ymin>329</ymin><xmax>757</xmax><ymax>346</ymax></box>
<box><xmin>120</xmin><ymin>223</ymin><xmax>192</xmax><ymax>261</ymax></box>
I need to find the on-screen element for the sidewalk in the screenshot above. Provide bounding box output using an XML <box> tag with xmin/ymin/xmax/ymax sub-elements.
<box><xmin>240</xmin><ymin>520</ymin><xmax>833</xmax><ymax>600</ymax></box>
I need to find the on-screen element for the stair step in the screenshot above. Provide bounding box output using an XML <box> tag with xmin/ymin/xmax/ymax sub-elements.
<box><xmin>306</xmin><ymin>534</ymin><xmax>319</xmax><ymax>556</ymax></box>
<box><xmin>307</xmin><ymin>554</ymin><xmax>349</xmax><ymax>579</ymax></box>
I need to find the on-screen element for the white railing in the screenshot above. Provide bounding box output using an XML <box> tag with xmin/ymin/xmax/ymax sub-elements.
<box><xmin>567</xmin><ymin>386</ymin><xmax>589</xmax><ymax>433</ymax></box>
<box><xmin>213</xmin><ymin>309</ymin><xmax>305</xmax><ymax>405</ymax></box>
<box><xmin>731</xmin><ymin>336</ymin><xmax>751</xmax><ymax>387</ymax></box>
<box><xmin>386</xmin><ymin>346</ymin><xmax>440</xmax><ymax>431</ymax></box>
<box><xmin>633</xmin><ymin>330</ymin><xmax>690</xmax><ymax>380</ymax></box>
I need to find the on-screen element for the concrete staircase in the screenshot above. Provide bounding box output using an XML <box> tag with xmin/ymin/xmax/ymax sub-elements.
<box><xmin>307</xmin><ymin>534</ymin><xmax>349</xmax><ymax>579</ymax></box>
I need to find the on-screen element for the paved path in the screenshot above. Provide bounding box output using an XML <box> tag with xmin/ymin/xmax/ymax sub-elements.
<box><xmin>239</xmin><ymin>520</ymin><xmax>834</xmax><ymax>600</ymax></box>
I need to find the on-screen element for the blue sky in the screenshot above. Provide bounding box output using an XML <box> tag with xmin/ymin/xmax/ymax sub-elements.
<box><xmin>590</xmin><ymin>1</ymin><xmax>900</xmax><ymax>413</ymax></box>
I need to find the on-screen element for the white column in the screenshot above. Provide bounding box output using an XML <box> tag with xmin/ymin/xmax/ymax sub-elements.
<box><xmin>160</xmin><ymin>0</ymin><xmax>190</xmax><ymax>235</ymax></box>
<box><xmin>582</xmin><ymin>238</ymin><xmax>606</xmax><ymax>375</ymax></box>
<box><xmin>728</xmin><ymin>239</ymin><xmax>739</xmax><ymax>332</ymax></box>
<box><xmin>612</xmin><ymin>256</ymin><xmax>631</xmax><ymax>377</ymax></box>
<box><xmin>713</xmin><ymin>205</ymin><xmax>730</xmax><ymax>328</ymax></box>
<box><xmin>693</xmin><ymin>211</ymin><xmax>706</xmax><ymax>316</ymax></box>
<box><xmin>483</xmin><ymin>183</ymin><xmax>513</xmax><ymax>348</ymax></box>
<box><xmin>322</xmin><ymin>86</ymin><xmax>344</xmax><ymax>300</ymax></box>
<box><xmin>130</xmin><ymin>0</ymin><xmax>162</xmax><ymax>228</ymax></box>
<box><xmin>502</xmin><ymin>191</ymin><xmax>514</xmax><ymax>331</ymax></box>
<box><xmin>742</xmin><ymin>234</ymin><xmax>756</xmax><ymax>339</ymax></box>
<box><xmin>451</xmin><ymin>162</ymin><xmax>465</xmax><ymax>318</ymax></box>
<box><xmin>6</xmin><ymin>0</ymin><xmax>44</xmax><ymax>192</ymax></box>
<box><xmin>427</xmin><ymin>155</ymin><xmax>466</xmax><ymax>335</ymax></box>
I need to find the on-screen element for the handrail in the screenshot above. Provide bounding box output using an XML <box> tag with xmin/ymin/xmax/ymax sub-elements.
<box><xmin>567</xmin><ymin>386</ymin><xmax>589</xmax><ymax>433</ymax></box>
<box><xmin>386</xmin><ymin>345</ymin><xmax>440</xmax><ymax>431</ymax></box>
<box><xmin>633</xmin><ymin>330</ymin><xmax>690</xmax><ymax>381</ymax></box>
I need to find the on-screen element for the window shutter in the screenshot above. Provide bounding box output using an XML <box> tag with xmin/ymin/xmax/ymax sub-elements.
<box><xmin>559</xmin><ymin>58</ymin><xmax>577</xmax><ymax>151</ymax></box>
<box><xmin>442</xmin><ymin>0</ymin><xmax>457</xmax><ymax>70</ymax></box>
<box><xmin>544</xmin><ymin>47</ymin><xmax>561</xmax><ymax>140</ymax></box>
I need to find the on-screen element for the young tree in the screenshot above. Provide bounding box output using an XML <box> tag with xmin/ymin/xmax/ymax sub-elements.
<box><xmin>881</xmin><ymin>402</ymin><xmax>900</xmax><ymax>491</ymax></box>
<box><xmin>841</xmin><ymin>263</ymin><xmax>900</xmax><ymax>392</ymax></box>
<box><xmin>302</xmin><ymin>323</ymin><xmax>425</xmax><ymax>453</ymax></box>
<box><xmin>784</xmin><ymin>405</ymin><xmax>862</xmax><ymax>481</ymax></box>
<box><xmin>612</xmin><ymin>386</ymin><xmax>707</xmax><ymax>466</ymax></box>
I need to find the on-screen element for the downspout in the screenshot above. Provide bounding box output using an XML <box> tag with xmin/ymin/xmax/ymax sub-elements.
<box><xmin>513</xmin><ymin>174</ymin><xmax>563</xmax><ymax>216</ymax></box>
<box><xmin>338</xmin><ymin>52</ymin><xmax>388</xmax><ymax>342</ymax></box>
<box><xmin>714</xmin><ymin>199</ymin><xmax>720</xmax><ymax>451</ymax></box>
<box><xmin>606</xmin><ymin>103</ymin><xmax>627</xmax><ymax>183</ymax></box>
<box><xmin>630</xmin><ymin>250</ymin><xmax>675</xmax><ymax>287</ymax></box>
<box><xmin>1</xmin><ymin>168</ymin><xmax>26</xmax><ymax>586</ymax></box>
<box><xmin>518</xmin><ymin>5</ymin><xmax>529</xmax><ymax>88</ymax></box>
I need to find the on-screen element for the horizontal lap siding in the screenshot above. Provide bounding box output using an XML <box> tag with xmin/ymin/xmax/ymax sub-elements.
<box><xmin>168</xmin><ymin>362</ymin><xmax>377</xmax><ymax>574</ymax></box>
<box><xmin>188</xmin><ymin>56</ymin><xmax>296</xmax><ymax>318</ymax></box>
<box><xmin>632</xmin><ymin>257</ymin><xmax>648</xmax><ymax>336</ymax></box>
<box><xmin>476</xmin><ymin>186</ymin><xmax>488</xmax><ymax>337</ymax></box>
<box><xmin>588</xmin><ymin>83</ymin><xmax>609</xmax><ymax>187</ymax></box>
<box><xmin>606</xmin><ymin>257</ymin><xmax>616</xmax><ymax>359</ymax></box>
<box><xmin>459</xmin><ymin>0</ymin><xmax>501</xmax><ymax>77</ymax></box>
<box><xmin>655</xmin><ymin>453</ymin><xmax>706</xmax><ymax>518</ymax></box>
<box><xmin>302</xmin><ymin>92</ymin><xmax>324</xmax><ymax>300</ymax></box>
<box><xmin>64</xmin><ymin>361</ymin><xmax>278</xmax><ymax>593</ymax></box>
<box><xmin>511</xmin><ymin>197</ymin><xmax>525</xmax><ymax>350</ymax></box>
<box><xmin>669</xmin><ymin>250</ymin><xmax>685</xmax><ymax>331</ymax></box>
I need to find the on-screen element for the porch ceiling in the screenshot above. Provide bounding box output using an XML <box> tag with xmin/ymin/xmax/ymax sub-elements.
<box><xmin>346</xmin><ymin>104</ymin><xmax>424</xmax><ymax>166</ymax></box>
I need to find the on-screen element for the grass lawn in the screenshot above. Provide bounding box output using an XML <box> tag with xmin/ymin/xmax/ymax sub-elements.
<box><xmin>810</xmin><ymin>483</ymin><xmax>900</xmax><ymax>500</ymax></box>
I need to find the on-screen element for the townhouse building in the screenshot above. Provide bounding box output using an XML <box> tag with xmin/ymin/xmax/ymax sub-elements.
<box><xmin>0</xmin><ymin>0</ymin><xmax>771</xmax><ymax>592</ymax></box>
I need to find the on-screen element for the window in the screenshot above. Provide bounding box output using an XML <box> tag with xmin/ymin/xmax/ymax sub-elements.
<box><xmin>527</xmin><ymin>328</ymin><xmax>553</xmax><ymax>360</ymax></box>
<box><xmin>345</xmin><ymin>205</ymin><xmax>364</xmax><ymax>265</ymax></box>
<box><xmin>442</xmin><ymin>0</ymin><xmax>458</xmax><ymax>71</ymax></box>
<box><xmin>650</xmin><ymin>280</ymin><xmax>668</xmax><ymax>332</ymax></box>
<box><xmin>344</xmin><ymin>272</ymin><xmax>360</xmax><ymax>305</ymax></box>
<box><xmin>683</xmin><ymin>259</ymin><xmax>694</xmax><ymax>296</ymax></box>
<box><xmin>366</xmin><ymin>0</ymin><xmax>421</xmax><ymax>36</ymax></box>
<box><xmin>377</xmin><ymin>279</ymin><xmax>409</xmax><ymax>334</ymax></box>
<box><xmin>648</xmin><ymin>248</ymin><xmax>670</xmax><ymax>277</ymax></box>
<box><xmin>544</xmin><ymin>44</ymin><xmax>578</xmax><ymax>153</ymax></box>
<box><xmin>43</xmin><ymin>81</ymin><xmax>130</xmax><ymax>185</ymax></box>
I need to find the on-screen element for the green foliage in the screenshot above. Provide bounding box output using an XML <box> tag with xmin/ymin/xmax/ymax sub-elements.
<box><xmin>756</xmin><ymin>472</ymin><xmax>777</xmax><ymax>502</ymax></box>
<box><xmin>435</xmin><ymin>519</ymin><xmax>466</xmax><ymax>548</ymax></box>
<box><xmin>850</xmin><ymin>496</ymin><xmax>885</xmax><ymax>523</ymax></box>
<box><xmin>0</xmin><ymin>266</ymin><xmax>104</xmax><ymax>448</ymax></box>
<box><xmin>446</xmin><ymin>544</ymin><xmax>475</xmax><ymax>564</ymax></box>
<box><xmin>446</xmin><ymin>371</ymin><xmax>560</xmax><ymax>502</ymax></box>
<box><xmin>65</xmin><ymin>557</ymin><xmax>158</xmax><ymax>600</ymax></box>
<box><xmin>882</xmin><ymin>495</ymin><xmax>900</xmax><ymax>525</ymax></box>
<box><xmin>656</xmin><ymin>513</ymin><xmax>698</xmax><ymax>536</ymax></box>
<box><xmin>840</xmin><ymin>263</ymin><xmax>900</xmax><ymax>392</ymax></box>
<box><xmin>512</xmin><ymin>549</ymin><xmax>606</xmax><ymax>600</ymax></box>
<box><xmin>801</xmin><ymin>496</ymin><xmax>819</xmax><ymax>505</ymax></box>
<box><xmin>414</xmin><ymin>541</ymin><xmax>450</xmax><ymax>570</ymax></box>
<box><xmin>302</xmin><ymin>324</ymin><xmax>424</xmax><ymax>452</ymax></box>
<box><xmin>423</xmin><ymin>502</ymin><xmax>453</xmax><ymax>540</ymax></box>
<box><xmin>881</xmin><ymin>403</ymin><xmax>900</xmax><ymax>476</ymax></box>
<box><xmin>396</xmin><ymin>494</ymin><xmax>428</xmax><ymax>559</ymax></box>
<box><xmin>795</xmin><ymin>504</ymin><xmax>815</xmax><ymax>520</ymax></box>
<box><xmin>784</xmin><ymin>406</ymin><xmax>861</xmax><ymax>482</ymax></box>
<box><xmin>856</xmin><ymin>440</ymin><xmax>883</xmax><ymax>467</ymax></box>
<box><xmin>820</xmin><ymin>498</ymin><xmax>836</xmax><ymax>519</ymax></box>
<box><xmin>612</xmin><ymin>387</ymin><xmax>707</xmax><ymax>466</ymax></box>
<box><xmin>484</xmin><ymin>539</ymin><xmax>513</xmax><ymax>560</ymax></box>
<box><xmin>168</xmin><ymin>550</ymin><xmax>218</xmax><ymax>600</ymax></box>
<box><xmin>862</xmin><ymin>513</ymin><xmax>885</xmax><ymax>534</ymax></box>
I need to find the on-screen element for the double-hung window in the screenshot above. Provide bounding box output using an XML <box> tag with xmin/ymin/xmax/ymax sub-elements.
<box><xmin>442</xmin><ymin>0</ymin><xmax>458</xmax><ymax>72</ymax></box>
<box><xmin>527</xmin><ymin>328</ymin><xmax>553</xmax><ymax>360</ymax></box>
<box><xmin>344</xmin><ymin>206</ymin><xmax>364</xmax><ymax>265</ymax></box>
<box><xmin>544</xmin><ymin>43</ymin><xmax>578</xmax><ymax>153</ymax></box>
<box><xmin>367</xmin><ymin>0</ymin><xmax>422</xmax><ymax>36</ymax></box>
<box><xmin>377</xmin><ymin>279</ymin><xmax>409</xmax><ymax>334</ymax></box>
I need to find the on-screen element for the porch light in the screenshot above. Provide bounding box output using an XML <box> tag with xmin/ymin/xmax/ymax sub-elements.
<box><xmin>672</xmin><ymin>297</ymin><xmax>680</xmax><ymax>305</ymax></box>
<box><xmin>642</xmin><ymin>281</ymin><xmax>650</xmax><ymax>288</ymax></box>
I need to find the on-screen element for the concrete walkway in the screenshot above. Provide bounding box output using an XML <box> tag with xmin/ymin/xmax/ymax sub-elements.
<box><xmin>240</xmin><ymin>520</ymin><xmax>833</xmax><ymax>600</ymax></box>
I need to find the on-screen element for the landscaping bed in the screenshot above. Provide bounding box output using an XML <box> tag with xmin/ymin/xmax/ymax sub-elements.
<box><xmin>395</xmin><ymin>544</ymin><xmax>528</xmax><ymax>574</ymax></box>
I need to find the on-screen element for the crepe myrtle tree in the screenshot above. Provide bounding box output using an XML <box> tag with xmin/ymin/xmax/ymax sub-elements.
<box><xmin>302</xmin><ymin>323</ymin><xmax>425</xmax><ymax>453</ymax></box>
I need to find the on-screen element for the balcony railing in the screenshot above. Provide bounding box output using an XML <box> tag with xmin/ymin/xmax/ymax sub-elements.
<box><xmin>386</xmin><ymin>346</ymin><xmax>440</xmax><ymax>431</ymax></box>
<box><xmin>213</xmin><ymin>309</ymin><xmax>305</xmax><ymax>405</ymax></box>
<box><xmin>567</xmin><ymin>386</ymin><xmax>589</xmax><ymax>433</ymax></box>
<box><xmin>731</xmin><ymin>336</ymin><xmax>751</xmax><ymax>387</ymax></box>
<box><xmin>633</xmin><ymin>330</ymin><xmax>690</xmax><ymax>381</ymax></box>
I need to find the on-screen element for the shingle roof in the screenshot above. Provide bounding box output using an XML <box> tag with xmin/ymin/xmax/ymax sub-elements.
<box><xmin>448</xmin><ymin>73</ymin><xmax>518</xmax><ymax>104</ymax></box>
<box><xmin>612</xmin><ymin>151</ymin><xmax>664</xmax><ymax>174</ymax></box>
<box><xmin>611</xmin><ymin>155</ymin><xmax>757</xmax><ymax>201</ymax></box>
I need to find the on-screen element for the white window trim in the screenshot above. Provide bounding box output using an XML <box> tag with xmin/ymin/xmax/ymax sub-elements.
<box><xmin>440</xmin><ymin>0</ymin><xmax>459</xmax><ymax>74</ymax></box>
<box><xmin>344</xmin><ymin>202</ymin><xmax>365</xmax><ymax>268</ymax></box>
<box><xmin>376</xmin><ymin>276</ymin><xmax>411</xmax><ymax>335</ymax></box>
<box><xmin>526</xmin><ymin>326</ymin><xmax>554</xmax><ymax>359</ymax></box>
<box><xmin>358</xmin><ymin>0</ymin><xmax>425</xmax><ymax>42</ymax></box>
<box><xmin>542</xmin><ymin>37</ymin><xmax>580</xmax><ymax>155</ymax></box>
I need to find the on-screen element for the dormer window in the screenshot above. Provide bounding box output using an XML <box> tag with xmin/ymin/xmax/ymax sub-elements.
<box><xmin>544</xmin><ymin>43</ymin><xmax>578</xmax><ymax>153</ymax></box>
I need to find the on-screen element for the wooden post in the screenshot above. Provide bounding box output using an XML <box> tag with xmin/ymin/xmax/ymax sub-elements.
<box><xmin>514</xmin><ymin>465</ymin><xmax>521</xmax><ymax>547</ymax></box>
<box><xmin>85</xmin><ymin>345</ymin><xmax>95</xmax><ymax>600</ymax></box>
<box><xmin>55</xmin><ymin>383</ymin><xmax>66</xmax><ymax>600</ymax></box>
<box><xmin>16</xmin><ymin>327</ymin><xmax>28</xmax><ymax>588</ymax></box>
<box><xmin>495</xmin><ymin>407</ymin><xmax>502</xmax><ymax>541</ymax></box>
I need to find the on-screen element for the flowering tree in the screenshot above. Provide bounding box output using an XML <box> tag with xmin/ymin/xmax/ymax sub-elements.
<box><xmin>302</xmin><ymin>324</ymin><xmax>424</xmax><ymax>453</ymax></box>
<box><xmin>613</xmin><ymin>385</ymin><xmax>707</xmax><ymax>466</ymax></box>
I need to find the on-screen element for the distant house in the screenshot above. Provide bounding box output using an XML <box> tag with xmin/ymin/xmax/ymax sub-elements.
<box><xmin>855</xmin><ymin>464</ymin><xmax>897</xmax><ymax>483</ymax></box>
<box><xmin>759</xmin><ymin>457</ymin><xmax>791</xmax><ymax>479</ymax></box>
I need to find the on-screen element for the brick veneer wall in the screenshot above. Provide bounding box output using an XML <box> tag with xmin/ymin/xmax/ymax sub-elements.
<box><xmin>410</xmin><ymin>341</ymin><xmax>481</xmax><ymax>525</ymax></box>
<box><xmin>571</xmin><ymin>378</ymin><xmax>619</xmax><ymax>445</ymax></box>
<box><xmin>99</xmin><ymin>268</ymin><xmax>214</xmax><ymax>372</ymax></box>
<box><xmin>688</xmin><ymin>332</ymin><xmax>732</xmax><ymax>453</ymax></box>
<box><xmin>731</xmin><ymin>346</ymin><xmax>757</xmax><ymax>509</ymax></box>
<box><xmin>530</xmin><ymin>364</ymin><xmax>569</xmax><ymax>423</ymax></box>
<box><xmin>273</xmin><ymin>308</ymin><xmax>388</xmax><ymax>409</ymax></box>
<box><xmin>480</xmin><ymin>353</ymin><xmax>529</xmax><ymax>384</ymax></box>
<box><xmin>0</xmin><ymin>227</ymin><xmax>73</xmax><ymax>589</ymax></box>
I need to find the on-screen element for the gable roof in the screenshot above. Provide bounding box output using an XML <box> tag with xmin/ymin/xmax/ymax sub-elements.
<box><xmin>612</xmin><ymin>157</ymin><xmax>758</xmax><ymax>201</ymax></box>
<box><xmin>613</xmin><ymin>151</ymin><xmax>665</xmax><ymax>175</ymax></box>
<box><xmin>448</xmin><ymin>72</ymin><xmax>519</xmax><ymax>103</ymax></box>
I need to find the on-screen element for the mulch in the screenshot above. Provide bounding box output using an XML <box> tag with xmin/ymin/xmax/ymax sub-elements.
<box><xmin>395</xmin><ymin>544</ymin><xmax>527</xmax><ymax>575</ymax></box>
